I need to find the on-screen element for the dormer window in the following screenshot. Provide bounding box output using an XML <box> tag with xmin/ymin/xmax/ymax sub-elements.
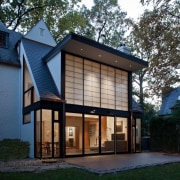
<box><xmin>0</xmin><ymin>31</ymin><xmax>8</xmax><ymax>48</ymax></box>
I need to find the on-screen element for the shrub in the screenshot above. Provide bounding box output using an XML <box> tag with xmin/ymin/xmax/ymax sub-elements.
<box><xmin>150</xmin><ymin>116</ymin><xmax>179</xmax><ymax>152</ymax></box>
<box><xmin>0</xmin><ymin>139</ymin><xmax>29</xmax><ymax>161</ymax></box>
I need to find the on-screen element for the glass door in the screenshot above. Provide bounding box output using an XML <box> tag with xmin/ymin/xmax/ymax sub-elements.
<box><xmin>101</xmin><ymin>116</ymin><xmax>115</xmax><ymax>153</ymax></box>
<box><xmin>53</xmin><ymin>111</ymin><xmax>60</xmax><ymax>157</ymax></box>
<box><xmin>132</xmin><ymin>118</ymin><xmax>141</xmax><ymax>152</ymax></box>
<box><xmin>115</xmin><ymin>117</ymin><xmax>128</xmax><ymax>153</ymax></box>
<box><xmin>84</xmin><ymin>114</ymin><xmax>99</xmax><ymax>154</ymax></box>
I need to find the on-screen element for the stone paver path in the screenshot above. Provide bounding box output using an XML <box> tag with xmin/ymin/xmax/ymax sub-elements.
<box><xmin>0</xmin><ymin>152</ymin><xmax>180</xmax><ymax>174</ymax></box>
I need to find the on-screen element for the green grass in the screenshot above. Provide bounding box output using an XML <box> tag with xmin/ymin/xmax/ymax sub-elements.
<box><xmin>1</xmin><ymin>163</ymin><xmax>180</xmax><ymax>180</ymax></box>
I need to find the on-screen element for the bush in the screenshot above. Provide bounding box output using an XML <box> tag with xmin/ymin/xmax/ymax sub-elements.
<box><xmin>0</xmin><ymin>139</ymin><xmax>29</xmax><ymax>161</ymax></box>
<box><xmin>150</xmin><ymin>116</ymin><xmax>179</xmax><ymax>152</ymax></box>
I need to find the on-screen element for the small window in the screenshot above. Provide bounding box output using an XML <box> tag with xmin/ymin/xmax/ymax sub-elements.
<box><xmin>23</xmin><ymin>113</ymin><xmax>31</xmax><ymax>124</ymax></box>
<box><xmin>39</xmin><ymin>28</ymin><xmax>45</xmax><ymax>37</ymax></box>
<box><xmin>0</xmin><ymin>31</ymin><xmax>8</xmax><ymax>48</ymax></box>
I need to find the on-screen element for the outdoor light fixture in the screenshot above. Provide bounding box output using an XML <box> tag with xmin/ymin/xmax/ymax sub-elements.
<box><xmin>90</xmin><ymin>109</ymin><xmax>96</xmax><ymax>113</ymax></box>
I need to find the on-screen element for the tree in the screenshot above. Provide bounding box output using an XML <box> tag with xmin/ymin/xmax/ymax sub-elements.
<box><xmin>0</xmin><ymin>0</ymin><xmax>86</xmax><ymax>42</ymax></box>
<box><xmin>127</xmin><ymin>0</ymin><xmax>180</xmax><ymax>109</ymax></box>
<box><xmin>142</xmin><ymin>102</ymin><xmax>157</xmax><ymax>135</ymax></box>
<box><xmin>78</xmin><ymin>0</ymin><xmax>127</xmax><ymax>48</ymax></box>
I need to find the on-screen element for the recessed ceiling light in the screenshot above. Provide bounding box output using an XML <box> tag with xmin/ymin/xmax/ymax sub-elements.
<box><xmin>98</xmin><ymin>54</ymin><xmax>102</xmax><ymax>58</ymax></box>
<box><xmin>115</xmin><ymin>60</ymin><xmax>118</xmax><ymax>63</ymax></box>
<box><xmin>80</xmin><ymin>48</ymin><xmax>83</xmax><ymax>51</ymax></box>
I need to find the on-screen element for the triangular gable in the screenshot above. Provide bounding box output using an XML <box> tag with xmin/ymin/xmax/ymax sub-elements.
<box><xmin>24</xmin><ymin>19</ymin><xmax>56</xmax><ymax>47</ymax></box>
<box><xmin>22</xmin><ymin>38</ymin><xmax>61</xmax><ymax>101</ymax></box>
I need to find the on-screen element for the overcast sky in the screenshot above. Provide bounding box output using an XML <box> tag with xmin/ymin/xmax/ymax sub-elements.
<box><xmin>80</xmin><ymin>0</ymin><xmax>146</xmax><ymax>20</ymax></box>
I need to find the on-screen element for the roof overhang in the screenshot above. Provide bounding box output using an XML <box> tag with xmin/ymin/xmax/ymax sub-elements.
<box><xmin>43</xmin><ymin>33</ymin><xmax>148</xmax><ymax>72</ymax></box>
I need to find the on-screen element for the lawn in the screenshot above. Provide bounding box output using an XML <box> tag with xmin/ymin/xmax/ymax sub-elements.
<box><xmin>1</xmin><ymin>163</ymin><xmax>180</xmax><ymax>180</ymax></box>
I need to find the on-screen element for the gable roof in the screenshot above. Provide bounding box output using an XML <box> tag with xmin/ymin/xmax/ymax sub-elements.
<box><xmin>0</xmin><ymin>22</ymin><xmax>22</xmax><ymax>66</ymax></box>
<box><xmin>24</xmin><ymin>19</ymin><xmax>56</xmax><ymax>47</ymax></box>
<box><xmin>22</xmin><ymin>38</ymin><xmax>61</xmax><ymax>101</ymax></box>
<box><xmin>159</xmin><ymin>86</ymin><xmax>180</xmax><ymax>116</ymax></box>
<box><xmin>43</xmin><ymin>32</ymin><xmax>148</xmax><ymax>72</ymax></box>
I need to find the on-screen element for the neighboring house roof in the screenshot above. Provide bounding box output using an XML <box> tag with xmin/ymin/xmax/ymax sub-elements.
<box><xmin>159</xmin><ymin>86</ymin><xmax>180</xmax><ymax>116</ymax></box>
<box><xmin>132</xmin><ymin>99</ymin><xmax>143</xmax><ymax>112</ymax></box>
<box><xmin>0</xmin><ymin>22</ymin><xmax>22</xmax><ymax>66</ymax></box>
<box><xmin>43</xmin><ymin>32</ymin><xmax>148</xmax><ymax>72</ymax></box>
<box><xmin>22</xmin><ymin>38</ymin><xmax>61</xmax><ymax>101</ymax></box>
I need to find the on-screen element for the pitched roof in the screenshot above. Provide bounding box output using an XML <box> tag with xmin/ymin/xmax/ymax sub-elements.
<box><xmin>159</xmin><ymin>86</ymin><xmax>180</xmax><ymax>116</ymax></box>
<box><xmin>22</xmin><ymin>38</ymin><xmax>61</xmax><ymax>101</ymax></box>
<box><xmin>24</xmin><ymin>19</ymin><xmax>56</xmax><ymax>47</ymax></box>
<box><xmin>0</xmin><ymin>22</ymin><xmax>22</xmax><ymax>66</ymax></box>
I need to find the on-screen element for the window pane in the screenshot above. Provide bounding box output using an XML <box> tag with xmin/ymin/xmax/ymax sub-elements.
<box><xmin>115</xmin><ymin>117</ymin><xmax>128</xmax><ymax>152</ymax></box>
<box><xmin>101</xmin><ymin>116</ymin><xmax>115</xmax><ymax>153</ymax></box>
<box><xmin>42</xmin><ymin>109</ymin><xmax>52</xmax><ymax>158</ymax></box>
<box><xmin>66</xmin><ymin>113</ymin><xmax>83</xmax><ymax>155</ymax></box>
<box><xmin>35</xmin><ymin>110</ymin><xmax>41</xmax><ymax>158</ymax></box>
<box><xmin>23</xmin><ymin>113</ymin><xmax>31</xmax><ymax>124</ymax></box>
<box><xmin>84</xmin><ymin>114</ymin><xmax>99</xmax><ymax>154</ymax></box>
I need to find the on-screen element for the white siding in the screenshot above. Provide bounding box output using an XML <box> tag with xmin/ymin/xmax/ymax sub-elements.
<box><xmin>47</xmin><ymin>52</ymin><xmax>61</xmax><ymax>94</ymax></box>
<box><xmin>21</xmin><ymin>111</ymin><xmax>34</xmax><ymax>158</ymax></box>
<box><xmin>0</xmin><ymin>64</ymin><xmax>21</xmax><ymax>140</ymax></box>
<box><xmin>24</xmin><ymin>19</ymin><xmax>56</xmax><ymax>47</ymax></box>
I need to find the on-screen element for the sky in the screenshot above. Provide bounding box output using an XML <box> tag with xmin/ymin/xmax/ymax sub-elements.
<box><xmin>80</xmin><ymin>0</ymin><xmax>146</xmax><ymax>20</ymax></box>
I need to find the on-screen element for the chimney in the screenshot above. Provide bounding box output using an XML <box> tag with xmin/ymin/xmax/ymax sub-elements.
<box><xmin>117</xmin><ymin>44</ymin><xmax>131</xmax><ymax>55</ymax></box>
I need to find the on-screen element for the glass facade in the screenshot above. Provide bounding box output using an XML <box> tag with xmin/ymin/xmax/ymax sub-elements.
<box><xmin>65</xmin><ymin>54</ymin><xmax>128</xmax><ymax>111</ymax></box>
<box><xmin>32</xmin><ymin>53</ymin><xmax>142</xmax><ymax>158</ymax></box>
<box><xmin>35</xmin><ymin>109</ymin><xmax>61</xmax><ymax>158</ymax></box>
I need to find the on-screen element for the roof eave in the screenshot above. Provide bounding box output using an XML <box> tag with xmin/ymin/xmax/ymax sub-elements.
<box><xmin>43</xmin><ymin>32</ymin><xmax>148</xmax><ymax>71</ymax></box>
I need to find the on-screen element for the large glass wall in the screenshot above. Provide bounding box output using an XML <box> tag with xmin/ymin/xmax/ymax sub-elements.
<box><xmin>35</xmin><ymin>110</ymin><xmax>130</xmax><ymax>157</ymax></box>
<box><xmin>65</xmin><ymin>54</ymin><xmax>128</xmax><ymax>111</ymax></box>
<box><xmin>66</xmin><ymin>113</ymin><xmax>83</xmax><ymax>155</ymax></box>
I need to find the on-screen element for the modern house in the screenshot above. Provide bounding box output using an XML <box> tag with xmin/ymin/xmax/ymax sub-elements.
<box><xmin>0</xmin><ymin>20</ymin><xmax>148</xmax><ymax>158</ymax></box>
<box><xmin>159</xmin><ymin>86</ymin><xmax>180</xmax><ymax>116</ymax></box>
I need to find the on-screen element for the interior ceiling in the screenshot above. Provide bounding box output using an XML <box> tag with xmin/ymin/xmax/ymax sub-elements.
<box><xmin>61</xmin><ymin>39</ymin><xmax>147</xmax><ymax>72</ymax></box>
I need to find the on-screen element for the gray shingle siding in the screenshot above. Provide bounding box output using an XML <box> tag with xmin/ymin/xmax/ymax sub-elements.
<box><xmin>22</xmin><ymin>38</ymin><xmax>60</xmax><ymax>101</ymax></box>
<box><xmin>159</xmin><ymin>86</ymin><xmax>180</xmax><ymax>116</ymax></box>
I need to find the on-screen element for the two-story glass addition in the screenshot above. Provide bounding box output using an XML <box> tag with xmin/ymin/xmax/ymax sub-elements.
<box><xmin>20</xmin><ymin>21</ymin><xmax>148</xmax><ymax>158</ymax></box>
